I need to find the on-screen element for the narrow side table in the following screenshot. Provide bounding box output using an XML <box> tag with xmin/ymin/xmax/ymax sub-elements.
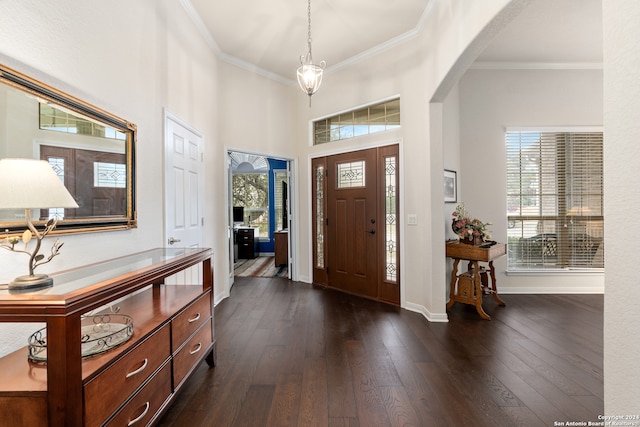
<box><xmin>446</xmin><ymin>241</ymin><xmax>507</xmax><ymax>320</ymax></box>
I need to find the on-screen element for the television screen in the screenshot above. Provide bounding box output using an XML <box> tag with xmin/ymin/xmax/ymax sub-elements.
<box><xmin>233</xmin><ymin>206</ymin><xmax>244</xmax><ymax>223</ymax></box>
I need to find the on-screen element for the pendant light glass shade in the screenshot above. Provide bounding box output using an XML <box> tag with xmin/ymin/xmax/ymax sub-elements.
<box><xmin>297</xmin><ymin>55</ymin><xmax>325</xmax><ymax>97</ymax></box>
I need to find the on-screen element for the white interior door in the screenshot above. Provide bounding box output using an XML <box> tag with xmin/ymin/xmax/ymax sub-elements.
<box><xmin>164</xmin><ymin>113</ymin><xmax>204</xmax><ymax>285</ymax></box>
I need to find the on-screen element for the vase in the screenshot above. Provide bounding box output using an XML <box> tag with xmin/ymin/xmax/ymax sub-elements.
<box><xmin>460</xmin><ymin>236</ymin><xmax>472</xmax><ymax>245</ymax></box>
<box><xmin>459</xmin><ymin>235</ymin><xmax>483</xmax><ymax>245</ymax></box>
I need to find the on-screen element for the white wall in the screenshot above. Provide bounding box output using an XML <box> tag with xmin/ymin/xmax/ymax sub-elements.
<box><xmin>215</xmin><ymin>60</ymin><xmax>299</xmax><ymax>290</ymax></box>
<box><xmin>292</xmin><ymin>0</ymin><xmax>518</xmax><ymax>321</ymax></box>
<box><xmin>0</xmin><ymin>0</ymin><xmax>298</xmax><ymax>358</ymax></box>
<box><xmin>457</xmin><ymin>68</ymin><xmax>604</xmax><ymax>293</ymax></box>
<box><xmin>603</xmin><ymin>0</ymin><xmax>640</xmax><ymax>414</ymax></box>
<box><xmin>0</xmin><ymin>0</ymin><xmax>221</xmax><ymax>356</ymax></box>
<box><xmin>1</xmin><ymin>0</ymin><xmax>635</xmax><ymax>413</ymax></box>
<box><xmin>218</xmin><ymin>61</ymin><xmax>298</xmax><ymax>159</ymax></box>
<box><xmin>0</xmin><ymin>0</ymin><xmax>525</xmax><ymax>351</ymax></box>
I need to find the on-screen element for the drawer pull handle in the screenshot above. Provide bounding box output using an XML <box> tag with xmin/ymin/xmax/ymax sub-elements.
<box><xmin>190</xmin><ymin>342</ymin><xmax>202</xmax><ymax>355</ymax></box>
<box><xmin>128</xmin><ymin>402</ymin><xmax>150</xmax><ymax>426</ymax></box>
<box><xmin>187</xmin><ymin>312</ymin><xmax>201</xmax><ymax>323</ymax></box>
<box><xmin>125</xmin><ymin>358</ymin><xmax>149</xmax><ymax>378</ymax></box>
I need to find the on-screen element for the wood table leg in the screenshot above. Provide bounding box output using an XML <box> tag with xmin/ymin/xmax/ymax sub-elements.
<box><xmin>472</xmin><ymin>261</ymin><xmax>491</xmax><ymax>320</ymax></box>
<box><xmin>446</xmin><ymin>258</ymin><xmax>460</xmax><ymax>309</ymax></box>
<box><xmin>488</xmin><ymin>260</ymin><xmax>506</xmax><ymax>306</ymax></box>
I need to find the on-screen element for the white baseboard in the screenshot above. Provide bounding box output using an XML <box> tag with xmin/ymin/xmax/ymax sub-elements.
<box><xmin>403</xmin><ymin>302</ymin><xmax>449</xmax><ymax>322</ymax></box>
<box><xmin>214</xmin><ymin>291</ymin><xmax>229</xmax><ymax>307</ymax></box>
<box><xmin>499</xmin><ymin>286</ymin><xmax>604</xmax><ymax>294</ymax></box>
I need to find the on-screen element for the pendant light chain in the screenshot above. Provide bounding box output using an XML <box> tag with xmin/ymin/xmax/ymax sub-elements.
<box><xmin>307</xmin><ymin>0</ymin><xmax>313</xmax><ymax>57</ymax></box>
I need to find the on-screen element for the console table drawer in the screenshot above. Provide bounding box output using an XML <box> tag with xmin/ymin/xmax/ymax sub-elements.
<box><xmin>173</xmin><ymin>322</ymin><xmax>213</xmax><ymax>388</ymax></box>
<box><xmin>0</xmin><ymin>248</ymin><xmax>215</xmax><ymax>426</ymax></box>
<box><xmin>84</xmin><ymin>324</ymin><xmax>171</xmax><ymax>427</ymax></box>
<box><xmin>104</xmin><ymin>362</ymin><xmax>172</xmax><ymax>427</ymax></box>
<box><xmin>171</xmin><ymin>292</ymin><xmax>211</xmax><ymax>352</ymax></box>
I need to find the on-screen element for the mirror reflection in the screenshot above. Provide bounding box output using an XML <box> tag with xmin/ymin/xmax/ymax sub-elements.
<box><xmin>0</xmin><ymin>64</ymin><xmax>136</xmax><ymax>234</ymax></box>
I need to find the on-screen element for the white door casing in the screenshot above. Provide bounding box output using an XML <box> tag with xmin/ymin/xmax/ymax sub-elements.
<box><xmin>285</xmin><ymin>163</ymin><xmax>292</xmax><ymax>279</ymax></box>
<box><xmin>227</xmin><ymin>158</ymin><xmax>235</xmax><ymax>286</ymax></box>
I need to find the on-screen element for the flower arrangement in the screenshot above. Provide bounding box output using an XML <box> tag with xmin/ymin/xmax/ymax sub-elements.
<box><xmin>451</xmin><ymin>203</ymin><xmax>492</xmax><ymax>243</ymax></box>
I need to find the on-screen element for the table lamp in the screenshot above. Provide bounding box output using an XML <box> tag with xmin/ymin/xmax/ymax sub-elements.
<box><xmin>0</xmin><ymin>158</ymin><xmax>79</xmax><ymax>291</ymax></box>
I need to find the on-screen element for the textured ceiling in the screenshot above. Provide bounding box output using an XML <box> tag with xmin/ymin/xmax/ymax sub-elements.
<box><xmin>182</xmin><ymin>0</ymin><xmax>602</xmax><ymax>83</ymax></box>
<box><xmin>476</xmin><ymin>0</ymin><xmax>602</xmax><ymax>66</ymax></box>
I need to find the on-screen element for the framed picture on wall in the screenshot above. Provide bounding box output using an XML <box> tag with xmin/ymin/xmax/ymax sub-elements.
<box><xmin>444</xmin><ymin>169</ymin><xmax>457</xmax><ymax>203</ymax></box>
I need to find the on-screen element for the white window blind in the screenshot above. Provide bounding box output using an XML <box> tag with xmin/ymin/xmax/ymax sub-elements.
<box><xmin>506</xmin><ymin>131</ymin><xmax>604</xmax><ymax>270</ymax></box>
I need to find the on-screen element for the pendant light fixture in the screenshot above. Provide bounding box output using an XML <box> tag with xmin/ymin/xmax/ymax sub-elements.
<box><xmin>297</xmin><ymin>0</ymin><xmax>326</xmax><ymax>106</ymax></box>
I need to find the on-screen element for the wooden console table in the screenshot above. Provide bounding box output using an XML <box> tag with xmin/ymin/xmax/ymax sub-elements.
<box><xmin>446</xmin><ymin>241</ymin><xmax>506</xmax><ymax>320</ymax></box>
<box><xmin>0</xmin><ymin>248</ymin><xmax>215</xmax><ymax>426</ymax></box>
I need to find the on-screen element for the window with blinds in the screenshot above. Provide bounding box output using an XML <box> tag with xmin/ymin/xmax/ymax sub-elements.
<box><xmin>506</xmin><ymin>130</ymin><xmax>604</xmax><ymax>271</ymax></box>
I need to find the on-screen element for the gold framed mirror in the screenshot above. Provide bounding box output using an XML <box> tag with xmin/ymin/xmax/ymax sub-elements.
<box><xmin>0</xmin><ymin>64</ymin><xmax>136</xmax><ymax>235</ymax></box>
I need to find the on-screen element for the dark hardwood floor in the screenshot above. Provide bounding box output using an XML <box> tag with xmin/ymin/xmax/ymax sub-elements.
<box><xmin>157</xmin><ymin>277</ymin><xmax>603</xmax><ymax>427</ymax></box>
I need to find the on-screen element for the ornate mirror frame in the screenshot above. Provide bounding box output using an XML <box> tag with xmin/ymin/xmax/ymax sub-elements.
<box><xmin>0</xmin><ymin>63</ymin><xmax>137</xmax><ymax>236</ymax></box>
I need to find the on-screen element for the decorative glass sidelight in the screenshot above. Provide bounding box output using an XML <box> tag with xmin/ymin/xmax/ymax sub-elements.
<box><xmin>385</xmin><ymin>156</ymin><xmax>397</xmax><ymax>282</ymax></box>
<box><xmin>315</xmin><ymin>164</ymin><xmax>325</xmax><ymax>268</ymax></box>
<box><xmin>47</xmin><ymin>157</ymin><xmax>66</xmax><ymax>220</ymax></box>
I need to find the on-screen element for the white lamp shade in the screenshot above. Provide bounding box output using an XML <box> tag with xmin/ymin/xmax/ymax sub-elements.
<box><xmin>0</xmin><ymin>158</ymin><xmax>79</xmax><ymax>209</ymax></box>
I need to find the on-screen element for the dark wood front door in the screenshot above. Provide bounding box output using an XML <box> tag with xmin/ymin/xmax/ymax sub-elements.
<box><xmin>40</xmin><ymin>145</ymin><xmax>126</xmax><ymax>218</ymax></box>
<box><xmin>327</xmin><ymin>148</ymin><xmax>378</xmax><ymax>298</ymax></box>
<box><xmin>313</xmin><ymin>145</ymin><xmax>400</xmax><ymax>305</ymax></box>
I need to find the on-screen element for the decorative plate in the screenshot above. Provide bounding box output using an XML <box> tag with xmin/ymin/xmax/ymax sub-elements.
<box><xmin>28</xmin><ymin>313</ymin><xmax>134</xmax><ymax>363</ymax></box>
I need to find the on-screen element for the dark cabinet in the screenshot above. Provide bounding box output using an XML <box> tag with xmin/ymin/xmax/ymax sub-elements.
<box><xmin>237</xmin><ymin>228</ymin><xmax>259</xmax><ymax>259</ymax></box>
<box><xmin>274</xmin><ymin>231</ymin><xmax>288</xmax><ymax>266</ymax></box>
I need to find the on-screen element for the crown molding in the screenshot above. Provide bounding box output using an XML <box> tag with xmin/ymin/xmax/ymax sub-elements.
<box><xmin>180</xmin><ymin>0</ymin><xmax>290</xmax><ymax>84</ymax></box>
<box><xmin>218</xmin><ymin>52</ymin><xmax>293</xmax><ymax>86</ymax></box>
<box><xmin>470</xmin><ymin>61</ymin><xmax>603</xmax><ymax>70</ymax></box>
<box><xmin>180</xmin><ymin>0</ymin><xmax>438</xmax><ymax>86</ymax></box>
<box><xmin>178</xmin><ymin>0</ymin><xmax>221</xmax><ymax>54</ymax></box>
<box><xmin>327</xmin><ymin>0</ymin><xmax>436</xmax><ymax>74</ymax></box>
<box><xmin>181</xmin><ymin>1</ymin><xmax>603</xmax><ymax>83</ymax></box>
<box><xmin>326</xmin><ymin>28</ymin><xmax>421</xmax><ymax>74</ymax></box>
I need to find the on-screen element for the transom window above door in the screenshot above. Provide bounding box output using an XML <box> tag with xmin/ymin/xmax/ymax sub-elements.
<box><xmin>313</xmin><ymin>98</ymin><xmax>400</xmax><ymax>145</ymax></box>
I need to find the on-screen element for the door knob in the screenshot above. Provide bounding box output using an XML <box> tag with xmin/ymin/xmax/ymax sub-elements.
<box><xmin>168</xmin><ymin>237</ymin><xmax>181</xmax><ymax>245</ymax></box>
<box><xmin>369</xmin><ymin>230</ymin><xmax>376</xmax><ymax>235</ymax></box>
